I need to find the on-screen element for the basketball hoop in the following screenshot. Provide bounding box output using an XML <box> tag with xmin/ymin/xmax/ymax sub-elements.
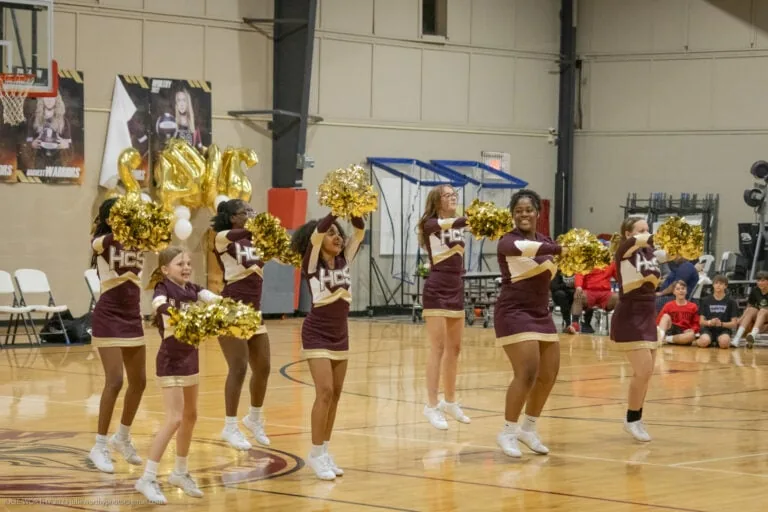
<box><xmin>0</xmin><ymin>73</ymin><xmax>35</xmax><ymax>125</ymax></box>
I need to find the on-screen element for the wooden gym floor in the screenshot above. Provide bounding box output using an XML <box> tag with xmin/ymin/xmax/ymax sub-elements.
<box><xmin>1</xmin><ymin>317</ymin><xmax>768</xmax><ymax>511</ymax></box>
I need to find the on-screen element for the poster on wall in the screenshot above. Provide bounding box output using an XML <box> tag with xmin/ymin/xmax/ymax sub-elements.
<box><xmin>99</xmin><ymin>75</ymin><xmax>151</xmax><ymax>189</ymax></box>
<box><xmin>15</xmin><ymin>69</ymin><xmax>85</xmax><ymax>184</ymax></box>
<box><xmin>149</xmin><ymin>78</ymin><xmax>212</xmax><ymax>158</ymax></box>
<box><xmin>0</xmin><ymin>121</ymin><xmax>17</xmax><ymax>183</ymax></box>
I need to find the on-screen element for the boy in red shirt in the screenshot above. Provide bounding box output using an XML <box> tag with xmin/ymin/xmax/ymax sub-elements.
<box><xmin>657</xmin><ymin>280</ymin><xmax>699</xmax><ymax>345</ymax></box>
<box><xmin>566</xmin><ymin>260</ymin><xmax>617</xmax><ymax>334</ymax></box>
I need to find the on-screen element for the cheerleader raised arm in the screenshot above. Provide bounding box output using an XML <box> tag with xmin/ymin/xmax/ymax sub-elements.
<box><xmin>291</xmin><ymin>213</ymin><xmax>365</xmax><ymax>481</ymax></box>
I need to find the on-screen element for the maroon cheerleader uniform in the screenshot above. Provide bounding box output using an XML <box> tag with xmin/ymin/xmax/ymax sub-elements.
<box><xmin>152</xmin><ymin>278</ymin><xmax>219</xmax><ymax>387</ymax></box>
<box><xmin>214</xmin><ymin>228</ymin><xmax>267</xmax><ymax>336</ymax></box>
<box><xmin>422</xmin><ymin>217</ymin><xmax>467</xmax><ymax>319</ymax></box>
<box><xmin>494</xmin><ymin>229</ymin><xmax>562</xmax><ymax>346</ymax></box>
<box><xmin>91</xmin><ymin>234</ymin><xmax>145</xmax><ymax>347</ymax></box>
<box><xmin>610</xmin><ymin>234</ymin><xmax>665</xmax><ymax>350</ymax></box>
<box><xmin>301</xmin><ymin>214</ymin><xmax>365</xmax><ymax>360</ymax></box>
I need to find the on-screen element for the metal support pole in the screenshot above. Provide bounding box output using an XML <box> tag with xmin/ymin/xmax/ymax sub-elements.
<box><xmin>554</xmin><ymin>0</ymin><xmax>576</xmax><ymax>236</ymax></box>
<box><xmin>272</xmin><ymin>0</ymin><xmax>317</xmax><ymax>188</ymax></box>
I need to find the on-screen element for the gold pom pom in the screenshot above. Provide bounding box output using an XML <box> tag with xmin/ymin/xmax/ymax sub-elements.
<box><xmin>554</xmin><ymin>228</ymin><xmax>611</xmax><ymax>276</ymax></box>
<box><xmin>109</xmin><ymin>194</ymin><xmax>173</xmax><ymax>252</ymax></box>
<box><xmin>465</xmin><ymin>199</ymin><xmax>514</xmax><ymax>240</ymax></box>
<box><xmin>317</xmin><ymin>165</ymin><xmax>378</xmax><ymax>219</ymax></box>
<box><xmin>168</xmin><ymin>298</ymin><xmax>263</xmax><ymax>347</ymax></box>
<box><xmin>244</xmin><ymin>212</ymin><xmax>303</xmax><ymax>267</ymax></box>
<box><xmin>655</xmin><ymin>216</ymin><xmax>704</xmax><ymax>260</ymax></box>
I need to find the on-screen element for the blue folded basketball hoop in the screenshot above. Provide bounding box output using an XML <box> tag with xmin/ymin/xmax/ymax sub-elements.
<box><xmin>429</xmin><ymin>160</ymin><xmax>528</xmax><ymax>189</ymax></box>
<box><xmin>367</xmin><ymin>157</ymin><xmax>467</xmax><ymax>187</ymax></box>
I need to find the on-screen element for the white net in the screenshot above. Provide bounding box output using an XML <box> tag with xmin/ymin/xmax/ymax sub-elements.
<box><xmin>0</xmin><ymin>74</ymin><xmax>34</xmax><ymax>125</ymax></box>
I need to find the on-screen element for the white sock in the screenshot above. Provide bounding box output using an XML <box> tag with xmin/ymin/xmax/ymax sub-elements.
<box><xmin>735</xmin><ymin>326</ymin><xmax>745</xmax><ymax>341</ymax></box>
<box><xmin>503</xmin><ymin>421</ymin><xmax>519</xmax><ymax>434</ymax></box>
<box><xmin>174</xmin><ymin>456</ymin><xmax>188</xmax><ymax>475</ymax></box>
<box><xmin>665</xmin><ymin>335</ymin><xmax>674</xmax><ymax>343</ymax></box>
<box><xmin>249</xmin><ymin>406</ymin><xmax>263</xmax><ymax>422</ymax></box>
<box><xmin>750</xmin><ymin>327</ymin><xmax>759</xmax><ymax>337</ymax></box>
<box><xmin>310</xmin><ymin>444</ymin><xmax>324</xmax><ymax>457</ymax></box>
<box><xmin>657</xmin><ymin>327</ymin><xmax>666</xmax><ymax>342</ymax></box>
<box><xmin>520</xmin><ymin>414</ymin><xmax>538</xmax><ymax>432</ymax></box>
<box><xmin>322</xmin><ymin>441</ymin><xmax>329</xmax><ymax>454</ymax></box>
<box><xmin>224</xmin><ymin>416</ymin><xmax>238</xmax><ymax>430</ymax></box>
<box><xmin>143</xmin><ymin>459</ymin><xmax>159</xmax><ymax>481</ymax></box>
<box><xmin>117</xmin><ymin>423</ymin><xmax>131</xmax><ymax>440</ymax></box>
<box><xmin>95</xmin><ymin>434</ymin><xmax>108</xmax><ymax>448</ymax></box>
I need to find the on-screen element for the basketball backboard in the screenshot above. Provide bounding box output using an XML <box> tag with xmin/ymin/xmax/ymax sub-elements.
<box><xmin>0</xmin><ymin>0</ymin><xmax>55</xmax><ymax>96</ymax></box>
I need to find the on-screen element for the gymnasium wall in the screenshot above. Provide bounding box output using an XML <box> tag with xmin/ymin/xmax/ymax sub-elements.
<box><xmin>306</xmin><ymin>0</ymin><xmax>561</xmax><ymax>310</ymax></box>
<box><xmin>574</xmin><ymin>0</ymin><xmax>768</xmax><ymax>258</ymax></box>
<box><xmin>0</xmin><ymin>0</ymin><xmax>274</xmax><ymax>315</ymax></box>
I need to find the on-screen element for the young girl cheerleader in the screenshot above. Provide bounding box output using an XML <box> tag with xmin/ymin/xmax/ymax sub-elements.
<box><xmin>417</xmin><ymin>185</ymin><xmax>470</xmax><ymax>430</ymax></box>
<box><xmin>211</xmin><ymin>199</ymin><xmax>272</xmax><ymax>450</ymax></box>
<box><xmin>88</xmin><ymin>198</ymin><xmax>147</xmax><ymax>473</ymax></box>
<box><xmin>494</xmin><ymin>189</ymin><xmax>563</xmax><ymax>458</ymax></box>
<box><xmin>610</xmin><ymin>217</ymin><xmax>666</xmax><ymax>442</ymax></box>
<box><xmin>290</xmin><ymin>212</ymin><xmax>365</xmax><ymax>481</ymax></box>
<box><xmin>134</xmin><ymin>247</ymin><xmax>220</xmax><ymax>504</ymax></box>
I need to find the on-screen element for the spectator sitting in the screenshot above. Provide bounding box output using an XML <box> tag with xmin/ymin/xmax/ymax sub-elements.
<box><xmin>657</xmin><ymin>280</ymin><xmax>699</xmax><ymax>345</ymax></box>
<box><xmin>656</xmin><ymin>256</ymin><xmax>699</xmax><ymax>312</ymax></box>
<box><xmin>697</xmin><ymin>274</ymin><xmax>739</xmax><ymax>349</ymax></box>
<box><xmin>732</xmin><ymin>271</ymin><xmax>768</xmax><ymax>348</ymax></box>
<box><xmin>565</xmin><ymin>260</ymin><xmax>617</xmax><ymax>335</ymax></box>
<box><xmin>550</xmin><ymin>271</ymin><xmax>574</xmax><ymax>331</ymax></box>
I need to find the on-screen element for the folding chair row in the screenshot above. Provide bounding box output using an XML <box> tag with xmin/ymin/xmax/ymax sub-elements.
<box><xmin>0</xmin><ymin>269</ymin><xmax>70</xmax><ymax>346</ymax></box>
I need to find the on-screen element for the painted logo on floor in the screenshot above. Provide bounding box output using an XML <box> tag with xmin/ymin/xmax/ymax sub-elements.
<box><xmin>0</xmin><ymin>429</ymin><xmax>302</xmax><ymax>497</ymax></box>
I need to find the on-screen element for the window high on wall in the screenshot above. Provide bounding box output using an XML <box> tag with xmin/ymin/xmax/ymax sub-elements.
<box><xmin>422</xmin><ymin>0</ymin><xmax>447</xmax><ymax>38</ymax></box>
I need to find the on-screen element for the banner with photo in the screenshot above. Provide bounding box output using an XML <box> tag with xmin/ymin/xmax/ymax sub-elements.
<box><xmin>99</xmin><ymin>75</ymin><xmax>151</xmax><ymax>189</ymax></box>
<box><xmin>16</xmin><ymin>69</ymin><xmax>85</xmax><ymax>184</ymax></box>
<box><xmin>149</xmin><ymin>78</ymin><xmax>212</xmax><ymax>163</ymax></box>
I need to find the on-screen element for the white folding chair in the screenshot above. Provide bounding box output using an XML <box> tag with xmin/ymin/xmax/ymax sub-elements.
<box><xmin>84</xmin><ymin>269</ymin><xmax>100</xmax><ymax>312</ymax></box>
<box><xmin>698</xmin><ymin>254</ymin><xmax>715</xmax><ymax>275</ymax></box>
<box><xmin>0</xmin><ymin>271</ymin><xmax>35</xmax><ymax>345</ymax></box>
<box><xmin>14</xmin><ymin>269</ymin><xmax>70</xmax><ymax>345</ymax></box>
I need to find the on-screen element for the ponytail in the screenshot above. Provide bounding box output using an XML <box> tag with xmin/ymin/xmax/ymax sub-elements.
<box><xmin>145</xmin><ymin>246</ymin><xmax>186</xmax><ymax>290</ymax></box>
<box><xmin>90</xmin><ymin>198</ymin><xmax>118</xmax><ymax>268</ymax></box>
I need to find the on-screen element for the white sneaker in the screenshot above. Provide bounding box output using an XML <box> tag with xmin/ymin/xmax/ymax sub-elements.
<box><xmin>221</xmin><ymin>427</ymin><xmax>252</xmax><ymax>451</ymax></box>
<box><xmin>624</xmin><ymin>420</ymin><xmax>651</xmax><ymax>442</ymax></box>
<box><xmin>496</xmin><ymin>431</ymin><xmax>522</xmax><ymax>458</ymax></box>
<box><xmin>440</xmin><ymin>400</ymin><xmax>471</xmax><ymax>424</ymax></box>
<box><xmin>518</xmin><ymin>429</ymin><xmax>550</xmax><ymax>455</ymax></box>
<box><xmin>423</xmin><ymin>404</ymin><xmax>448</xmax><ymax>430</ymax></box>
<box><xmin>109</xmin><ymin>434</ymin><xmax>142</xmax><ymax>465</ymax></box>
<box><xmin>168</xmin><ymin>472</ymin><xmax>203</xmax><ymax>498</ymax></box>
<box><xmin>242</xmin><ymin>416</ymin><xmax>271</xmax><ymax>446</ymax></box>
<box><xmin>307</xmin><ymin>453</ymin><xmax>336</xmax><ymax>481</ymax></box>
<box><xmin>88</xmin><ymin>445</ymin><xmax>114</xmax><ymax>473</ymax></box>
<box><xmin>731</xmin><ymin>337</ymin><xmax>741</xmax><ymax>348</ymax></box>
<box><xmin>327</xmin><ymin>453</ymin><xmax>344</xmax><ymax>476</ymax></box>
<box><xmin>135</xmin><ymin>477</ymin><xmax>167</xmax><ymax>505</ymax></box>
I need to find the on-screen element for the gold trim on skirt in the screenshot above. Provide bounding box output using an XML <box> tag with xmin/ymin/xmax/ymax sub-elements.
<box><xmin>157</xmin><ymin>374</ymin><xmax>199</xmax><ymax>388</ymax></box>
<box><xmin>422</xmin><ymin>309</ymin><xmax>465</xmax><ymax>319</ymax></box>
<box><xmin>610</xmin><ymin>340</ymin><xmax>661</xmax><ymax>351</ymax></box>
<box><xmin>495</xmin><ymin>332</ymin><xmax>560</xmax><ymax>347</ymax></box>
<box><xmin>92</xmin><ymin>336</ymin><xmax>145</xmax><ymax>348</ymax></box>
<box><xmin>302</xmin><ymin>348</ymin><xmax>349</xmax><ymax>361</ymax></box>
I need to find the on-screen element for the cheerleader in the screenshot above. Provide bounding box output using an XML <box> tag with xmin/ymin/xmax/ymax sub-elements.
<box><xmin>417</xmin><ymin>185</ymin><xmax>470</xmax><ymax>430</ymax></box>
<box><xmin>610</xmin><ymin>217</ymin><xmax>666</xmax><ymax>442</ymax></box>
<box><xmin>88</xmin><ymin>198</ymin><xmax>147</xmax><ymax>473</ymax></box>
<box><xmin>494</xmin><ymin>189</ymin><xmax>563</xmax><ymax>458</ymax></box>
<box><xmin>211</xmin><ymin>199</ymin><xmax>271</xmax><ymax>450</ymax></box>
<box><xmin>134</xmin><ymin>247</ymin><xmax>220</xmax><ymax>504</ymax></box>
<box><xmin>290</xmin><ymin>213</ymin><xmax>365</xmax><ymax>481</ymax></box>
